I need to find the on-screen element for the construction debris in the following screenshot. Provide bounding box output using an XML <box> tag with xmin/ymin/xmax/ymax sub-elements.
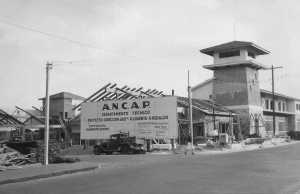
<box><xmin>0</xmin><ymin>145</ymin><xmax>36</xmax><ymax>171</ymax></box>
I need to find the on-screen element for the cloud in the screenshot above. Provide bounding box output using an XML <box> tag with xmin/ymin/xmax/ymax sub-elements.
<box><xmin>0</xmin><ymin>0</ymin><xmax>300</xmax><ymax>109</ymax></box>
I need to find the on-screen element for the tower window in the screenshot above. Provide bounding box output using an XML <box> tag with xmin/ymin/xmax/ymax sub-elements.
<box><xmin>219</xmin><ymin>50</ymin><xmax>240</xmax><ymax>58</ymax></box>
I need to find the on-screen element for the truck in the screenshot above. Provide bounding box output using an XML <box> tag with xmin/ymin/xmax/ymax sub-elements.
<box><xmin>93</xmin><ymin>132</ymin><xmax>146</xmax><ymax>155</ymax></box>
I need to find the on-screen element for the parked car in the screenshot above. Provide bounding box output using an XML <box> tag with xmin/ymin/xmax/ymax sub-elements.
<box><xmin>93</xmin><ymin>132</ymin><xmax>146</xmax><ymax>155</ymax></box>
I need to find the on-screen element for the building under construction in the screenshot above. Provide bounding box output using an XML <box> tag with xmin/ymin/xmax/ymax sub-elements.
<box><xmin>71</xmin><ymin>83</ymin><xmax>237</xmax><ymax>145</ymax></box>
<box><xmin>0</xmin><ymin>83</ymin><xmax>238</xmax><ymax>147</ymax></box>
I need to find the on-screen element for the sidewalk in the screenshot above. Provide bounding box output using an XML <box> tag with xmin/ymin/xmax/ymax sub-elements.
<box><xmin>194</xmin><ymin>138</ymin><xmax>299</xmax><ymax>155</ymax></box>
<box><xmin>0</xmin><ymin>161</ymin><xmax>99</xmax><ymax>185</ymax></box>
<box><xmin>150</xmin><ymin>138</ymin><xmax>300</xmax><ymax>155</ymax></box>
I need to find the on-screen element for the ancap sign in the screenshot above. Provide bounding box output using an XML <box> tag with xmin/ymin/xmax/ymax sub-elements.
<box><xmin>80</xmin><ymin>96</ymin><xmax>178</xmax><ymax>139</ymax></box>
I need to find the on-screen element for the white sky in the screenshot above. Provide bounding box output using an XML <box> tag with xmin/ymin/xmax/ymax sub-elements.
<box><xmin>0</xmin><ymin>0</ymin><xmax>299</xmax><ymax>112</ymax></box>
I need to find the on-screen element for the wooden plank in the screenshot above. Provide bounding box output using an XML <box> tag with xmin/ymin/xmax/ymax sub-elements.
<box><xmin>0</xmin><ymin>108</ymin><xmax>24</xmax><ymax>125</ymax></box>
<box><xmin>111</xmin><ymin>86</ymin><xmax>128</xmax><ymax>100</ymax></box>
<box><xmin>90</xmin><ymin>90</ymin><xmax>107</xmax><ymax>102</ymax></box>
<box><xmin>90</xmin><ymin>84</ymin><xmax>115</xmax><ymax>102</ymax></box>
<box><xmin>96</xmin><ymin>84</ymin><xmax>118</xmax><ymax>102</ymax></box>
<box><xmin>73</xmin><ymin>82</ymin><xmax>111</xmax><ymax>110</ymax></box>
<box><xmin>116</xmin><ymin>87</ymin><xmax>138</xmax><ymax>99</ymax></box>
<box><xmin>15</xmin><ymin>106</ymin><xmax>44</xmax><ymax>124</ymax></box>
<box><xmin>140</xmin><ymin>90</ymin><xmax>154</xmax><ymax>97</ymax></box>
<box><xmin>32</xmin><ymin>106</ymin><xmax>43</xmax><ymax>114</ymax></box>
<box><xmin>157</xmin><ymin>91</ymin><xmax>164</xmax><ymax>95</ymax></box>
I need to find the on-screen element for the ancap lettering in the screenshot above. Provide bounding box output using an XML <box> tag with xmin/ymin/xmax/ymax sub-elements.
<box><xmin>102</xmin><ymin>100</ymin><xmax>151</xmax><ymax>111</ymax></box>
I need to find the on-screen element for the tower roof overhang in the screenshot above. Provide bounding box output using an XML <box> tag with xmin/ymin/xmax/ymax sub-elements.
<box><xmin>200</xmin><ymin>41</ymin><xmax>270</xmax><ymax>56</ymax></box>
<box><xmin>203</xmin><ymin>59</ymin><xmax>267</xmax><ymax>70</ymax></box>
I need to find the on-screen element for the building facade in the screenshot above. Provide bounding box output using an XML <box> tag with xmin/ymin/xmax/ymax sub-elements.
<box><xmin>39</xmin><ymin>92</ymin><xmax>84</xmax><ymax>120</ymax></box>
<box><xmin>192</xmin><ymin>41</ymin><xmax>300</xmax><ymax>137</ymax></box>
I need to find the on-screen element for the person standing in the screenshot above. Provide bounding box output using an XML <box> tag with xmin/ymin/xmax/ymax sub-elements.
<box><xmin>184</xmin><ymin>142</ymin><xmax>194</xmax><ymax>156</ymax></box>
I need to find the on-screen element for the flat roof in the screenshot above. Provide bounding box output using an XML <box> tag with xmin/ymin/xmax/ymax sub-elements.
<box><xmin>200</xmin><ymin>41</ymin><xmax>270</xmax><ymax>56</ymax></box>
<box><xmin>260</xmin><ymin>89</ymin><xmax>300</xmax><ymax>101</ymax></box>
<box><xmin>203</xmin><ymin>59</ymin><xmax>267</xmax><ymax>70</ymax></box>
<box><xmin>39</xmin><ymin>91</ymin><xmax>85</xmax><ymax>101</ymax></box>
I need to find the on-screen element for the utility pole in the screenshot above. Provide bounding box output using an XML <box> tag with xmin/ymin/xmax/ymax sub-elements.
<box><xmin>188</xmin><ymin>70</ymin><xmax>194</xmax><ymax>146</ymax></box>
<box><xmin>44</xmin><ymin>62</ymin><xmax>52</xmax><ymax>165</ymax></box>
<box><xmin>212</xmin><ymin>96</ymin><xmax>216</xmax><ymax>132</ymax></box>
<box><xmin>265</xmin><ymin>65</ymin><xmax>283</xmax><ymax>137</ymax></box>
<box><xmin>210</xmin><ymin>77</ymin><xmax>217</xmax><ymax>135</ymax></box>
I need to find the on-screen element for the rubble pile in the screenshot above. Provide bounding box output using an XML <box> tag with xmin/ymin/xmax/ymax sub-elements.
<box><xmin>0</xmin><ymin>145</ymin><xmax>36</xmax><ymax>171</ymax></box>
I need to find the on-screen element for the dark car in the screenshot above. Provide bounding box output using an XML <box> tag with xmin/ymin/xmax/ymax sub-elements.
<box><xmin>93</xmin><ymin>132</ymin><xmax>146</xmax><ymax>155</ymax></box>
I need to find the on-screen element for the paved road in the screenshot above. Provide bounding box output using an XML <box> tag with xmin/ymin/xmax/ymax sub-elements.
<box><xmin>1</xmin><ymin>143</ymin><xmax>300</xmax><ymax>194</ymax></box>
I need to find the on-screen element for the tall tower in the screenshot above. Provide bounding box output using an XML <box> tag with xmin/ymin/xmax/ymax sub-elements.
<box><xmin>200</xmin><ymin>41</ymin><xmax>270</xmax><ymax>136</ymax></box>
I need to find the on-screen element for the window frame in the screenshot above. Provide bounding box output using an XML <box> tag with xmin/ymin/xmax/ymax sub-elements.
<box><xmin>219</xmin><ymin>50</ymin><xmax>240</xmax><ymax>58</ymax></box>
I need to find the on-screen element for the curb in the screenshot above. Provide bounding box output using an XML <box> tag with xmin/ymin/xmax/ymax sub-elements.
<box><xmin>0</xmin><ymin>166</ymin><xmax>99</xmax><ymax>185</ymax></box>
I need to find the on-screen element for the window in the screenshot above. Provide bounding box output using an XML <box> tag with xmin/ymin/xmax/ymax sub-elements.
<box><xmin>265</xmin><ymin>99</ymin><xmax>269</xmax><ymax>110</ymax></box>
<box><xmin>65</xmin><ymin>112</ymin><xmax>68</xmax><ymax>119</ymax></box>
<box><xmin>296</xmin><ymin>104</ymin><xmax>300</xmax><ymax>111</ymax></box>
<box><xmin>282</xmin><ymin>102</ymin><xmax>286</xmax><ymax>112</ymax></box>
<box><xmin>270</xmin><ymin>100</ymin><xmax>274</xmax><ymax>110</ymax></box>
<box><xmin>219</xmin><ymin>50</ymin><xmax>240</xmax><ymax>58</ymax></box>
<box><xmin>278</xmin><ymin>102</ymin><xmax>281</xmax><ymax>112</ymax></box>
<box><xmin>248</xmin><ymin>52</ymin><xmax>256</xmax><ymax>59</ymax></box>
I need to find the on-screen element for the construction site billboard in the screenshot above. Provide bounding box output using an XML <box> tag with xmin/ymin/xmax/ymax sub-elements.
<box><xmin>80</xmin><ymin>96</ymin><xmax>178</xmax><ymax>139</ymax></box>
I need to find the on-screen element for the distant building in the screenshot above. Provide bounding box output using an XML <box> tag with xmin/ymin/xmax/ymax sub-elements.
<box><xmin>39</xmin><ymin>91</ymin><xmax>84</xmax><ymax>120</ymax></box>
<box><xmin>192</xmin><ymin>41</ymin><xmax>300</xmax><ymax>137</ymax></box>
<box><xmin>38</xmin><ymin>92</ymin><xmax>85</xmax><ymax>144</ymax></box>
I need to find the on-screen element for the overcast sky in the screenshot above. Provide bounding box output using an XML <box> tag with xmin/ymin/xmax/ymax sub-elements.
<box><xmin>0</xmin><ymin>0</ymin><xmax>299</xmax><ymax>112</ymax></box>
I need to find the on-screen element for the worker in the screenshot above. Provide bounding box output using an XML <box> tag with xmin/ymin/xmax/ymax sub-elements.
<box><xmin>184</xmin><ymin>142</ymin><xmax>194</xmax><ymax>156</ymax></box>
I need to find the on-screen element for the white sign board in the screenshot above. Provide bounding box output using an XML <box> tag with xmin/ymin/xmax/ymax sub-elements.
<box><xmin>80</xmin><ymin>96</ymin><xmax>177</xmax><ymax>139</ymax></box>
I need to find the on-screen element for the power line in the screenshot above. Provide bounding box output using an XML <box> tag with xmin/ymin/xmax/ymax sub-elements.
<box><xmin>0</xmin><ymin>16</ymin><xmax>186</xmax><ymax>67</ymax></box>
<box><xmin>0</xmin><ymin>16</ymin><xmax>119</xmax><ymax>56</ymax></box>
<box><xmin>0</xmin><ymin>16</ymin><xmax>167</xmax><ymax>65</ymax></box>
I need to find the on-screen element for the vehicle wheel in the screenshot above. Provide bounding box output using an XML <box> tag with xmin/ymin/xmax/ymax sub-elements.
<box><xmin>120</xmin><ymin>145</ymin><xmax>130</xmax><ymax>154</ymax></box>
<box><xmin>94</xmin><ymin>146</ymin><xmax>105</xmax><ymax>155</ymax></box>
<box><xmin>93</xmin><ymin>147</ymin><xmax>100</xmax><ymax>155</ymax></box>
